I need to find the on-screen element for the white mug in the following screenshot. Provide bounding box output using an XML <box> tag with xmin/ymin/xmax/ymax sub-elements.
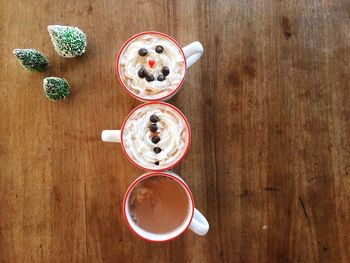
<box><xmin>123</xmin><ymin>171</ymin><xmax>209</xmax><ymax>242</ymax></box>
<box><xmin>116</xmin><ymin>31</ymin><xmax>204</xmax><ymax>101</ymax></box>
<box><xmin>101</xmin><ymin>102</ymin><xmax>191</xmax><ymax>171</ymax></box>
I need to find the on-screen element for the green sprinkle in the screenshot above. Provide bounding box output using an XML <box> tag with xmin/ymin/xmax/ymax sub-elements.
<box><xmin>48</xmin><ymin>25</ymin><xmax>87</xmax><ymax>58</ymax></box>
<box><xmin>43</xmin><ymin>77</ymin><xmax>70</xmax><ymax>101</ymax></box>
<box><xmin>13</xmin><ymin>49</ymin><xmax>49</xmax><ymax>72</ymax></box>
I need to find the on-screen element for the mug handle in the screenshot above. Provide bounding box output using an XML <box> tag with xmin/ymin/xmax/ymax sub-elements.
<box><xmin>189</xmin><ymin>208</ymin><xmax>209</xmax><ymax>236</ymax></box>
<box><xmin>182</xmin><ymin>41</ymin><xmax>204</xmax><ymax>68</ymax></box>
<box><xmin>101</xmin><ymin>130</ymin><xmax>121</xmax><ymax>143</ymax></box>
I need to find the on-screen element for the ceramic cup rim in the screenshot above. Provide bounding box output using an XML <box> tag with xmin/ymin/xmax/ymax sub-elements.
<box><xmin>116</xmin><ymin>31</ymin><xmax>187</xmax><ymax>101</ymax></box>
<box><xmin>120</xmin><ymin>101</ymin><xmax>191</xmax><ymax>171</ymax></box>
<box><xmin>122</xmin><ymin>171</ymin><xmax>195</xmax><ymax>242</ymax></box>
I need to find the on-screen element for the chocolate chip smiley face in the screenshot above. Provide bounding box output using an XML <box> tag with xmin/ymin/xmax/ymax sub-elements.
<box><xmin>118</xmin><ymin>34</ymin><xmax>186</xmax><ymax>100</ymax></box>
<box><xmin>137</xmin><ymin>46</ymin><xmax>170</xmax><ymax>83</ymax></box>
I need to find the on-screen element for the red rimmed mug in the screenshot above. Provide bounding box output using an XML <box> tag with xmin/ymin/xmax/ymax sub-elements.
<box><xmin>116</xmin><ymin>31</ymin><xmax>204</xmax><ymax>101</ymax></box>
<box><xmin>101</xmin><ymin>102</ymin><xmax>191</xmax><ymax>171</ymax></box>
<box><xmin>123</xmin><ymin>171</ymin><xmax>209</xmax><ymax>242</ymax></box>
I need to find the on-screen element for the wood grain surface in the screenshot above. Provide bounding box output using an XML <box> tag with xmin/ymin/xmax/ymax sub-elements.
<box><xmin>1</xmin><ymin>0</ymin><xmax>349</xmax><ymax>262</ymax></box>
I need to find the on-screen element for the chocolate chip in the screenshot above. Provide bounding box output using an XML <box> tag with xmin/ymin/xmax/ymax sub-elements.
<box><xmin>149</xmin><ymin>123</ymin><xmax>158</xmax><ymax>132</ymax></box>
<box><xmin>161</xmin><ymin>66</ymin><xmax>170</xmax><ymax>76</ymax></box>
<box><xmin>150</xmin><ymin>115</ymin><xmax>159</xmax><ymax>123</ymax></box>
<box><xmin>138</xmin><ymin>68</ymin><xmax>147</xmax><ymax>78</ymax></box>
<box><xmin>155</xmin><ymin>46</ymin><xmax>164</xmax><ymax>53</ymax></box>
<box><xmin>138</xmin><ymin>48</ymin><xmax>148</xmax><ymax>56</ymax></box>
<box><xmin>153</xmin><ymin>147</ymin><xmax>162</xmax><ymax>154</ymax></box>
<box><xmin>157</xmin><ymin>74</ymin><xmax>165</xmax><ymax>81</ymax></box>
<box><xmin>155</xmin><ymin>161</ymin><xmax>159</xmax><ymax>165</ymax></box>
<box><xmin>151</xmin><ymin>136</ymin><xmax>160</xmax><ymax>144</ymax></box>
<box><xmin>146</xmin><ymin>74</ymin><xmax>155</xmax><ymax>82</ymax></box>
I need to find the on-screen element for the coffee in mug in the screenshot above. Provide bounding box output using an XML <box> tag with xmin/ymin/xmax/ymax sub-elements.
<box><xmin>116</xmin><ymin>31</ymin><xmax>204</xmax><ymax>101</ymax></box>
<box><xmin>123</xmin><ymin>172</ymin><xmax>209</xmax><ymax>241</ymax></box>
<box><xmin>101</xmin><ymin>102</ymin><xmax>190</xmax><ymax>171</ymax></box>
<box><xmin>128</xmin><ymin>175</ymin><xmax>190</xmax><ymax>234</ymax></box>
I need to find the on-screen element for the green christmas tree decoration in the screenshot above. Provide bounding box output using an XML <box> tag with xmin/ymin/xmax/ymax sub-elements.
<box><xmin>48</xmin><ymin>25</ymin><xmax>87</xmax><ymax>58</ymax></box>
<box><xmin>43</xmin><ymin>77</ymin><xmax>70</xmax><ymax>101</ymax></box>
<box><xmin>13</xmin><ymin>49</ymin><xmax>49</xmax><ymax>72</ymax></box>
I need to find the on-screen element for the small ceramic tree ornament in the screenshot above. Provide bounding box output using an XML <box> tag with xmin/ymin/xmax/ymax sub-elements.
<box><xmin>13</xmin><ymin>49</ymin><xmax>49</xmax><ymax>72</ymax></box>
<box><xmin>47</xmin><ymin>25</ymin><xmax>87</xmax><ymax>58</ymax></box>
<box><xmin>43</xmin><ymin>77</ymin><xmax>70</xmax><ymax>101</ymax></box>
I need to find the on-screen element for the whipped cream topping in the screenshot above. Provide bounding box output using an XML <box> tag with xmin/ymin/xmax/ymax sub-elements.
<box><xmin>119</xmin><ymin>34</ymin><xmax>185</xmax><ymax>100</ymax></box>
<box><xmin>122</xmin><ymin>104</ymin><xmax>189</xmax><ymax>169</ymax></box>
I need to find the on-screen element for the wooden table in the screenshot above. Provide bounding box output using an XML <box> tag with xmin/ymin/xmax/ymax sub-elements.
<box><xmin>1</xmin><ymin>0</ymin><xmax>349</xmax><ymax>262</ymax></box>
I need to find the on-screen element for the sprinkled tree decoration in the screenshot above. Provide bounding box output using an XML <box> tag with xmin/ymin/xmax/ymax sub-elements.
<box><xmin>47</xmin><ymin>25</ymin><xmax>87</xmax><ymax>58</ymax></box>
<box><xmin>43</xmin><ymin>77</ymin><xmax>70</xmax><ymax>101</ymax></box>
<box><xmin>13</xmin><ymin>49</ymin><xmax>49</xmax><ymax>72</ymax></box>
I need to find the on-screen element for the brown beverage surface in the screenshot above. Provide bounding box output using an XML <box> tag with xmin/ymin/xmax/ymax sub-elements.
<box><xmin>128</xmin><ymin>176</ymin><xmax>190</xmax><ymax>234</ymax></box>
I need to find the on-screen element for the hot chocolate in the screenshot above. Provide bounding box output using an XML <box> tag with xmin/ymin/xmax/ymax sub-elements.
<box><xmin>118</xmin><ymin>33</ymin><xmax>186</xmax><ymax>100</ymax></box>
<box><xmin>128</xmin><ymin>175</ymin><xmax>190</xmax><ymax>234</ymax></box>
<box><xmin>122</xmin><ymin>103</ymin><xmax>190</xmax><ymax>170</ymax></box>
